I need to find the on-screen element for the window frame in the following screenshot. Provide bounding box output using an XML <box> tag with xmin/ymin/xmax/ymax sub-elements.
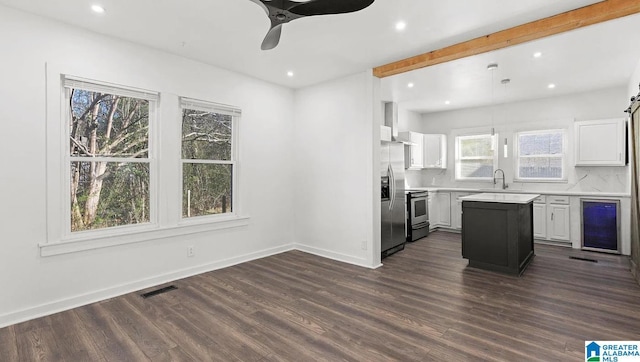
<box><xmin>179</xmin><ymin>97</ymin><xmax>240</xmax><ymax>222</ymax></box>
<box><xmin>454</xmin><ymin>133</ymin><xmax>498</xmax><ymax>181</ymax></box>
<box><xmin>62</xmin><ymin>76</ymin><xmax>159</xmax><ymax>238</ymax></box>
<box><xmin>42</xmin><ymin>65</ymin><xmax>248</xmax><ymax>257</ymax></box>
<box><xmin>514</xmin><ymin>129</ymin><xmax>567</xmax><ymax>183</ymax></box>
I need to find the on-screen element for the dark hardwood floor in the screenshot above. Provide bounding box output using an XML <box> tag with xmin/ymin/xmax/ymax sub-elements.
<box><xmin>2</xmin><ymin>231</ymin><xmax>640</xmax><ymax>361</ymax></box>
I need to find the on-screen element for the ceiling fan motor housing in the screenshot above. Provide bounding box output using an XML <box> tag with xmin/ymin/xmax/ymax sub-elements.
<box><xmin>249</xmin><ymin>0</ymin><xmax>375</xmax><ymax>50</ymax></box>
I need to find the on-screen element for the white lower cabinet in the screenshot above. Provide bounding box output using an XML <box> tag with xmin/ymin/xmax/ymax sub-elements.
<box><xmin>547</xmin><ymin>204</ymin><xmax>571</xmax><ymax>241</ymax></box>
<box><xmin>532</xmin><ymin>194</ymin><xmax>571</xmax><ymax>244</ymax></box>
<box><xmin>434</xmin><ymin>192</ymin><xmax>451</xmax><ymax>227</ymax></box>
<box><xmin>454</xmin><ymin>199</ymin><xmax>463</xmax><ymax>230</ymax></box>
<box><xmin>532</xmin><ymin>203</ymin><xmax>547</xmax><ymax>239</ymax></box>
<box><xmin>427</xmin><ymin>193</ymin><xmax>436</xmax><ymax>230</ymax></box>
<box><xmin>452</xmin><ymin>192</ymin><xmax>474</xmax><ymax>230</ymax></box>
<box><xmin>428</xmin><ymin>192</ymin><xmax>571</xmax><ymax>241</ymax></box>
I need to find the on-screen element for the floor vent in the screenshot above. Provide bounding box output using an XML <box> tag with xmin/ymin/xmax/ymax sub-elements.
<box><xmin>569</xmin><ymin>256</ymin><xmax>598</xmax><ymax>263</ymax></box>
<box><xmin>141</xmin><ymin>285</ymin><xmax>178</xmax><ymax>299</ymax></box>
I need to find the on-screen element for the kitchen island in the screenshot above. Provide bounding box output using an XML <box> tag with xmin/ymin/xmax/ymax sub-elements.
<box><xmin>459</xmin><ymin>193</ymin><xmax>539</xmax><ymax>276</ymax></box>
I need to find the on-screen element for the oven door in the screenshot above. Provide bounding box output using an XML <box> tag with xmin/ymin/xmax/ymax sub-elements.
<box><xmin>410</xmin><ymin>194</ymin><xmax>429</xmax><ymax>226</ymax></box>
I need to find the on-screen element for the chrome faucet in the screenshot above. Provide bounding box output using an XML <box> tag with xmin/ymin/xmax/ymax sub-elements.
<box><xmin>493</xmin><ymin>169</ymin><xmax>508</xmax><ymax>190</ymax></box>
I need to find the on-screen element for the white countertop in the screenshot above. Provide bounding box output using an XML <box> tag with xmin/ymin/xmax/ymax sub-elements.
<box><xmin>405</xmin><ymin>187</ymin><xmax>630</xmax><ymax>198</ymax></box>
<box><xmin>459</xmin><ymin>193</ymin><xmax>540</xmax><ymax>204</ymax></box>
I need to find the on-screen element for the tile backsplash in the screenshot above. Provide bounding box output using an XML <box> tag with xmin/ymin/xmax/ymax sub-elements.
<box><xmin>409</xmin><ymin>166</ymin><xmax>629</xmax><ymax>194</ymax></box>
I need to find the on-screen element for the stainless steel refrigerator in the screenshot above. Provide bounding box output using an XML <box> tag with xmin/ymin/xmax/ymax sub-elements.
<box><xmin>381</xmin><ymin>141</ymin><xmax>406</xmax><ymax>258</ymax></box>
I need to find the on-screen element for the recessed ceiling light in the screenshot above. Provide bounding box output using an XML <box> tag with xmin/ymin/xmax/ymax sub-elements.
<box><xmin>445</xmin><ymin>100</ymin><xmax>451</xmax><ymax>105</ymax></box>
<box><xmin>487</xmin><ymin>63</ymin><xmax>498</xmax><ymax>71</ymax></box>
<box><xmin>533</xmin><ymin>52</ymin><xmax>542</xmax><ymax>58</ymax></box>
<box><xmin>395</xmin><ymin>21</ymin><xmax>407</xmax><ymax>31</ymax></box>
<box><xmin>91</xmin><ymin>4</ymin><xmax>105</xmax><ymax>14</ymax></box>
<box><xmin>548</xmin><ymin>83</ymin><xmax>556</xmax><ymax>89</ymax></box>
<box><xmin>407</xmin><ymin>82</ymin><xmax>414</xmax><ymax>88</ymax></box>
<box><xmin>287</xmin><ymin>71</ymin><xmax>294</xmax><ymax>77</ymax></box>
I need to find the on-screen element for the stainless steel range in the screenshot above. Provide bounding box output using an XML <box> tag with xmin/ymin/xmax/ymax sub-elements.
<box><xmin>406</xmin><ymin>190</ymin><xmax>429</xmax><ymax>242</ymax></box>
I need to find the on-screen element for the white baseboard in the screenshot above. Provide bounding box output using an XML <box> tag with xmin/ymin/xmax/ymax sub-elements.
<box><xmin>431</xmin><ymin>227</ymin><xmax>461</xmax><ymax>234</ymax></box>
<box><xmin>0</xmin><ymin>243</ymin><xmax>294</xmax><ymax>329</ymax></box>
<box><xmin>294</xmin><ymin>243</ymin><xmax>375</xmax><ymax>269</ymax></box>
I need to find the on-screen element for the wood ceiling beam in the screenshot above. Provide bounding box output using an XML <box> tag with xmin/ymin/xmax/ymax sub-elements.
<box><xmin>372</xmin><ymin>0</ymin><xmax>640</xmax><ymax>78</ymax></box>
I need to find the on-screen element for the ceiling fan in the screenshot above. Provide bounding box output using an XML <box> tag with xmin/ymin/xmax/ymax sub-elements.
<box><xmin>248</xmin><ymin>0</ymin><xmax>375</xmax><ymax>50</ymax></box>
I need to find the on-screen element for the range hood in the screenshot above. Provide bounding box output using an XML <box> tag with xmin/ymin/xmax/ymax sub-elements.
<box><xmin>382</xmin><ymin>102</ymin><xmax>410</xmax><ymax>143</ymax></box>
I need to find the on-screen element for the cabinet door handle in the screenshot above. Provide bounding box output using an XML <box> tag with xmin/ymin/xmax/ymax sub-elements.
<box><xmin>551</xmin><ymin>212</ymin><xmax>554</xmax><ymax>221</ymax></box>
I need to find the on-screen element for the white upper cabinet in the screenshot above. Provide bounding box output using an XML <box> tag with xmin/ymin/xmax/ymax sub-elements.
<box><xmin>423</xmin><ymin>134</ymin><xmax>447</xmax><ymax>169</ymax></box>
<box><xmin>400</xmin><ymin>131</ymin><xmax>424</xmax><ymax>169</ymax></box>
<box><xmin>574</xmin><ymin>118</ymin><xmax>626</xmax><ymax>166</ymax></box>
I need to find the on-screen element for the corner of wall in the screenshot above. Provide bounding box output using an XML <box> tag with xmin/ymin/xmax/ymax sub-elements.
<box><xmin>629</xmin><ymin>56</ymin><xmax>640</xmax><ymax>100</ymax></box>
<box><xmin>631</xmin><ymin>258</ymin><xmax>640</xmax><ymax>286</ymax></box>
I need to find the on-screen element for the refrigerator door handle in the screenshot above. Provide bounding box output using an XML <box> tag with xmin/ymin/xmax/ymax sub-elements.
<box><xmin>388</xmin><ymin>164</ymin><xmax>395</xmax><ymax>211</ymax></box>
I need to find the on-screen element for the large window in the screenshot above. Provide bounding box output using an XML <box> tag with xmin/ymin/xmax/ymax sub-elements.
<box><xmin>65</xmin><ymin>78</ymin><xmax>157</xmax><ymax>233</ymax></box>
<box><xmin>515</xmin><ymin>130</ymin><xmax>565</xmax><ymax>181</ymax></box>
<box><xmin>455</xmin><ymin>134</ymin><xmax>497</xmax><ymax>180</ymax></box>
<box><xmin>181</xmin><ymin>98</ymin><xmax>239</xmax><ymax>219</ymax></box>
<box><xmin>44</xmin><ymin>72</ymin><xmax>248</xmax><ymax>256</ymax></box>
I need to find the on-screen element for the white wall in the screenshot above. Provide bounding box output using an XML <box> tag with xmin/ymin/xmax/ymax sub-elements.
<box><xmin>411</xmin><ymin>87</ymin><xmax>629</xmax><ymax>193</ymax></box>
<box><xmin>398</xmin><ymin>107</ymin><xmax>423</xmax><ymax>131</ymax></box>
<box><xmin>293</xmin><ymin>72</ymin><xmax>379</xmax><ymax>268</ymax></box>
<box><xmin>0</xmin><ymin>6</ymin><xmax>295</xmax><ymax>327</ymax></box>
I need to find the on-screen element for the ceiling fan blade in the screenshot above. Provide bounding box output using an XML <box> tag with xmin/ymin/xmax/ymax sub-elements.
<box><xmin>288</xmin><ymin>0</ymin><xmax>375</xmax><ymax>16</ymax></box>
<box><xmin>261</xmin><ymin>23</ymin><xmax>283</xmax><ymax>50</ymax></box>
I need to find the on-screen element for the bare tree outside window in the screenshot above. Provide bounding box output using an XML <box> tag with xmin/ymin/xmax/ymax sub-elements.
<box><xmin>68</xmin><ymin>88</ymin><xmax>151</xmax><ymax>232</ymax></box>
<box><xmin>181</xmin><ymin>107</ymin><xmax>234</xmax><ymax>218</ymax></box>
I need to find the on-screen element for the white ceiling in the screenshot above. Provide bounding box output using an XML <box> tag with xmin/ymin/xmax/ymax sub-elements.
<box><xmin>1</xmin><ymin>0</ymin><xmax>638</xmax><ymax>113</ymax></box>
<box><xmin>382</xmin><ymin>12</ymin><xmax>640</xmax><ymax>113</ymax></box>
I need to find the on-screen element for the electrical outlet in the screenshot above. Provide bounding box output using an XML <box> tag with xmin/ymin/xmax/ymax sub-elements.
<box><xmin>361</xmin><ymin>240</ymin><xmax>368</xmax><ymax>250</ymax></box>
<box><xmin>187</xmin><ymin>246</ymin><xmax>194</xmax><ymax>257</ymax></box>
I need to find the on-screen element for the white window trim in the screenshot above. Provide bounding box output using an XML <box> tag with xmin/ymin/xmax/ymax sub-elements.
<box><xmin>41</xmin><ymin>64</ymin><xmax>249</xmax><ymax>257</ymax></box>
<box><xmin>513</xmin><ymin>129</ymin><xmax>568</xmax><ymax>183</ymax></box>
<box><xmin>179</xmin><ymin>97</ymin><xmax>240</xmax><ymax>222</ymax></box>
<box><xmin>62</xmin><ymin>78</ymin><xmax>158</xmax><ymax>239</ymax></box>
<box><xmin>454</xmin><ymin>133</ymin><xmax>498</xmax><ymax>181</ymax></box>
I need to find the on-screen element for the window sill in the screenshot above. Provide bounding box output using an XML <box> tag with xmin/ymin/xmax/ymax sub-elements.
<box><xmin>453</xmin><ymin>178</ymin><xmax>494</xmax><ymax>182</ymax></box>
<box><xmin>39</xmin><ymin>215</ymin><xmax>250</xmax><ymax>257</ymax></box>
<box><xmin>513</xmin><ymin>179</ymin><xmax>568</xmax><ymax>184</ymax></box>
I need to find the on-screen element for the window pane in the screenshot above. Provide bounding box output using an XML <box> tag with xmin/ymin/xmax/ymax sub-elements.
<box><xmin>459</xmin><ymin>159</ymin><xmax>494</xmax><ymax>178</ymax></box>
<box><xmin>183</xmin><ymin>163</ymin><xmax>232</xmax><ymax>217</ymax></box>
<box><xmin>69</xmin><ymin>89</ymin><xmax>149</xmax><ymax>158</ymax></box>
<box><xmin>71</xmin><ymin>161</ymin><xmax>150</xmax><ymax>232</ymax></box>
<box><xmin>182</xmin><ymin>109</ymin><xmax>232</xmax><ymax>160</ymax></box>
<box><xmin>549</xmin><ymin>132</ymin><xmax>563</xmax><ymax>154</ymax></box>
<box><xmin>460</xmin><ymin>136</ymin><xmax>493</xmax><ymax>158</ymax></box>
<box><xmin>519</xmin><ymin>133</ymin><xmax>563</xmax><ymax>155</ymax></box>
<box><xmin>518</xmin><ymin>157</ymin><xmax>563</xmax><ymax>178</ymax></box>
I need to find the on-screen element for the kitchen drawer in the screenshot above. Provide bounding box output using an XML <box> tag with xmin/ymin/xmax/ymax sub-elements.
<box><xmin>533</xmin><ymin>195</ymin><xmax>546</xmax><ymax>204</ymax></box>
<box><xmin>548</xmin><ymin>195</ymin><xmax>569</xmax><ymax>204</ymax></box>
